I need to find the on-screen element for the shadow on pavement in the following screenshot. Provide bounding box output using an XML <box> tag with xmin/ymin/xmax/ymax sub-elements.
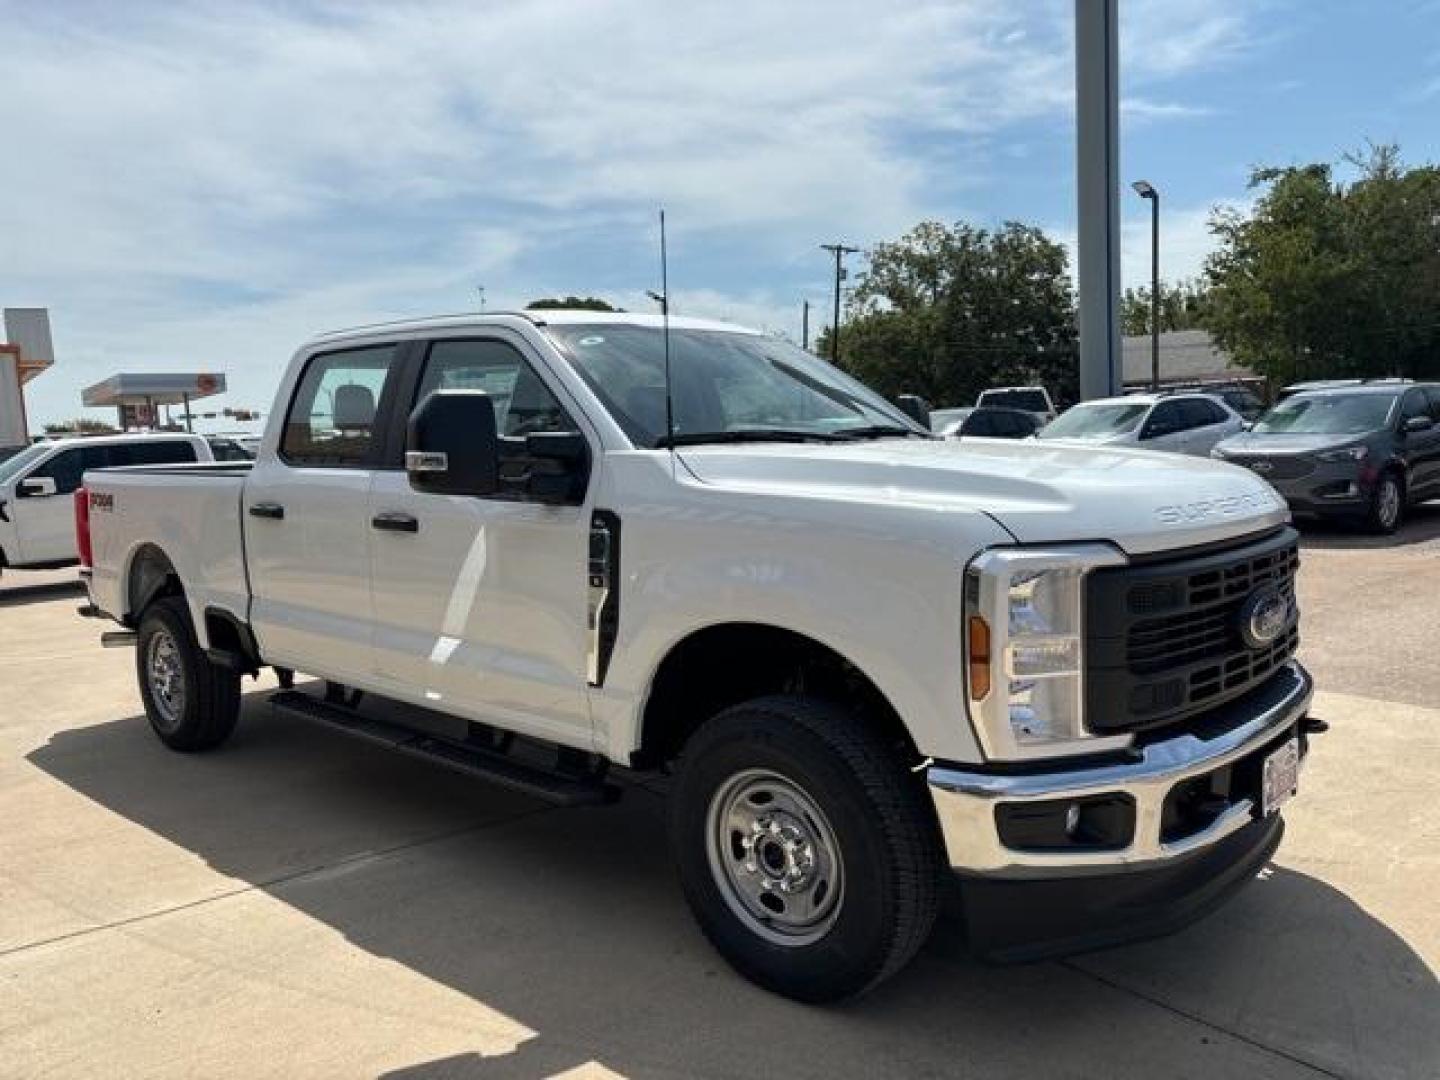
<box><xmin>1297</xmin><ymin>500</ymin><xmax>1440</xmax><ymax>551</ymax></box>
<box><xmin>0</xmin><ymin>577</ymin><xmax>84</xmax><ymax>608</ymax></box>
<box><xmin>27</xmin><ymin>700</ymin><xmax>1440</xmax><ymax>1080</ymax></box>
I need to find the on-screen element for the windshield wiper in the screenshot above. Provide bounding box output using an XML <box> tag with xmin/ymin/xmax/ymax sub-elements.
<box><xmin>834</xmin><ymin>424</ymin><xmax>934</xmax><ymax>440</ymax></box>
<box><xmin>655</xmin><ymin>428</ymin><xmax>851</xmax><ymax>448</ymax></box>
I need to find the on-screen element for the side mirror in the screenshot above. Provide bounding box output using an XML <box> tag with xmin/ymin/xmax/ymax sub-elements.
<box><xmin>17</xmin><ymin>476</ymin><xmax>58</xmax><ymax>498</ymax></box>
<box><xmin>895</xmin><ymin>394</ymin><xmax>931</xmax><ymax>429</ymax></box>
<box><xmin>1403</xmin><ymin>415</ymin><xmax>1434</xmax><ymax>434</ymax></box>
<box><xmin>406</xmin><ymin>390</ymin><xmax>499</xmax><ymax>498</ymax></box>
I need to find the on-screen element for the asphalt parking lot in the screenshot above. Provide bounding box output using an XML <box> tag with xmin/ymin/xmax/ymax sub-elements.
<box><xmin>2</xmin><ymin>514</ymin><xmax>1437</xmax><ymax>1080</ymax></box>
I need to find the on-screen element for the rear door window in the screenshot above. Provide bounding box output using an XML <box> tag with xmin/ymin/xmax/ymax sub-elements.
<box><xmin>1142</xmin><ymin>400</ymin><xmax>1186</xmax><ymax>438</ymax></box>
<box><xmin>111</xmin><ymin>441</ymin><xmax>199</xmax><ymax>467</ymax></box>
<box><xmin>282</xmin><ymin>346</ymin><xmax>399</xmax><ymax>467</ymax></box>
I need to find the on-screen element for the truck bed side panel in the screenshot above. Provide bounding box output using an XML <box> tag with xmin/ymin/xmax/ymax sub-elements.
<box><xmin>86</xmin><ymin>467</ymin><xmax>249</xmax><ymax>650</ymax></box>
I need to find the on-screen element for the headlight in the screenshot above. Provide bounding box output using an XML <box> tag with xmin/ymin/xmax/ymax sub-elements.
<box><xmin>1317</xmin><ymin>445</ymin><xmax>1367</xmax><ymax>463</ymax></box>
<box><xmin>964</xmin><ymin>545</ymin><xmax>1133</xmax><ymax>760</ymax></box>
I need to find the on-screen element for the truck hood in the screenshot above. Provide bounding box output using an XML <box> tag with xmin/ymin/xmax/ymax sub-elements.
<box><xmin>678</xmin><ymin>438</ymin><xmax>1289</xmax><ymax>556</ymax></box>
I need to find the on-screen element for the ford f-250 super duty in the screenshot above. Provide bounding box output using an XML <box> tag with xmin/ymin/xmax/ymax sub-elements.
<box><xmin>77</xmin><ymin>311</ymin><xmax>1320</xmax><ymax>1002</ymax></box>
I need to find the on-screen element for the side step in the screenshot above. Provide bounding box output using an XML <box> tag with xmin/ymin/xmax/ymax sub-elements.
<box><xmin>269</xmin><ymin>690</ymin><xmax>620</xmax><ymax>807</ymax></box>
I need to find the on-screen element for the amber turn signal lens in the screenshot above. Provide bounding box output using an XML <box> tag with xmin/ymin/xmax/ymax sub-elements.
<box><xmin>967</xmin><ymin>614</ymin><xmax>991</xmax><ymax>700</ymax></box>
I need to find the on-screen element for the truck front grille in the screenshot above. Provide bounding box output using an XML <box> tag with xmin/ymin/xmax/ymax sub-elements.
<box><xmin>1225</xmin><ymin>455</ymin><xmax>1315</xmax><ymax>481</ymax></box>
<box><xmin>1085</xmin><ymin>528</ymin><xmax>1300</xmax><ymax>733</ymax></box>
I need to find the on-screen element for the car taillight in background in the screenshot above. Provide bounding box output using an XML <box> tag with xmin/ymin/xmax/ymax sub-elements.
<box><xmin>74</xmin><ymin>486</ymin><xmax>93</xmax><ymax>569</ymax></box>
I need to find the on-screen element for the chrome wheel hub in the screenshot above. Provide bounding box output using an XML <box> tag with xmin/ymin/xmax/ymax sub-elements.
<box><xmin>706</xmin><ymin>769</ymin><xmax>844</xmax><ymax>946</ymax></box>
<box><xmin>146</xmin><ymin>629</ymin><xmax>185</xmax><ymax>731</ymax></box>
<box><xmin>1379</xmin><ymin>480</ymin><xmax>1400</xmax><ymax>527</ymax></box>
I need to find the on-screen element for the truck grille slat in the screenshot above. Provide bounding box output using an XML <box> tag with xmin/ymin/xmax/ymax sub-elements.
<box><xmin>1085</xmin><ymin>528</ymin><xmax>1301</xmax><ymax>733</ymax></box>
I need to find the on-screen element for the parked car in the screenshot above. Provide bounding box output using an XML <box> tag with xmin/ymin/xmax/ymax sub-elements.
<box><xmin>78</xmin><ymin>311</ymin><xmax>1316</xmax><ymax>1001</ymax></box>
<box><xmin>932</xmin><ymin>406</ymin><xmax>1041</xmax><ymax>439</ymax></box>
<box><xmin>1276</xmin><ymin>378</ymin><xmax>1410</xmax><ymax>403</ymax></box>
<box><xmin>0</xmin><ymin>433</ymin><xmax>212</xmax><ymax>576</ymax></box>
<box><xmin>1037</xmin><ymin>392</ymin><xmax>1245</xmax><ymax>456</ymax></box>
<box><xmin>975</xmin><ymin>385</ymin><xmax>1056</xmax><ymax>423</ymax></box>
<box><xmin>206</xmin><ymin>435</ymin><xmax>256</xmax><ymax>462</ymax></box>
<box><xmin>1212</xmin><ymin>383</ymin><xmax>1440</xmax><ymax>533</ymax></box>
<box><xmin>1215</xmin><ymin>387</ymin><xmax>1267</xmax><ymax>422</ymax></box>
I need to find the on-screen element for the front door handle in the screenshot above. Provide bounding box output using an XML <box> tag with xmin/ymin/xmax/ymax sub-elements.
<box><xmin>371</xmin><ymin>512</ymin><xmax>419</xmax><ymax>533</ymax></box>
<box><xmin>249</xmin><ymin>502</ymin><xmax>285</xmax><ymax>520</ymax></box>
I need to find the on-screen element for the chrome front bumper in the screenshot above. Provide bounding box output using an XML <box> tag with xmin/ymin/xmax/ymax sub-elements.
<box><xmin>927</xmin><ymin>662</ymin><xmax>1314</xmax><ymax>878</ymax></box>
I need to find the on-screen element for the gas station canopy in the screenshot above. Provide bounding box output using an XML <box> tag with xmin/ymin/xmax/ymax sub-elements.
<box><xmin>82</xmin><ymin>372</ymin><xmax>226</xmax><ymax>408</ymax></box>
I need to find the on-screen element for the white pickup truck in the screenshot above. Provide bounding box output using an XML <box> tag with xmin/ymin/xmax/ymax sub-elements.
<box><xmin>78</xmin><ymin>311</ymin><xmax>1319</xmax><ymax>1002</ymax></box>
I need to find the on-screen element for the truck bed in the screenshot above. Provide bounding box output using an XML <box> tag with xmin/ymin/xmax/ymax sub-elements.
<box><xmin>84</xmin><ymin>464</ymin><xmax>251</xmax><ymax>640</ymax></box>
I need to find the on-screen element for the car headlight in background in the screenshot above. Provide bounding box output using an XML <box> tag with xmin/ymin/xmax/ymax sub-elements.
<box><xmin>965</xmin><ymin>545</ymin><xmax>1133</xmax><ymax>761</ymax></box>
<box><xmin>1316</xmin><ymin>445</ymin><xmax>1368</xmax><ymax>463</ymax></box>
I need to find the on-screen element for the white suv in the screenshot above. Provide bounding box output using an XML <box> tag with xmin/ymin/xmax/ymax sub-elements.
<box><xmin>0</xmin><ymin>433</ymin><xmax>211</xmax><ymax>574</ymax></box>
<box><xmin>1037</xmin><ymin>392</ymin><xmax>1245</xmax><ymax>456</ymax></box>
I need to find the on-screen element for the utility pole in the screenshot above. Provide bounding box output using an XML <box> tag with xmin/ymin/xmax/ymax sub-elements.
<box><xmin>801</xmin><ymin>300</ymin><xmax>811</xmax><ymax>351</ymax></box>
<box><xmin>820</xmin><ymin>243</ymin><xmax>860</xmax><ymax>362</ymax></box>
<box><xmin>476</xmin><ymin>285</ymin><xmax>486</xmax><ymax>312</ymax></box>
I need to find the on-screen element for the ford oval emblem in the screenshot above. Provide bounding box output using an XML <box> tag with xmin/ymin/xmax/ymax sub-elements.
<box><xmin>1238</xmin><ymin>588</ymin><xmax>1292</xmax><ymax>649</ymax></box>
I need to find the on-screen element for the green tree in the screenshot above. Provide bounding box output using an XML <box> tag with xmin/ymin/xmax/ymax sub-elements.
<box><xmin>1203</xmin><ymin>145</ymin><xmax>1440</xmax><ymax>384</ymax></box>
<box><xmin>1121</xmin><ymin>280</ymin><xmax>1212</xmax><ymax>336</ymax></box>
<box><xmin>43</xmin><ymin>418</ymin><xmax>117</xmax><ymax>435</ymax></box>
<box><xmin>525</xmin><ymin>296</ymin><xmax>621</xmax><ymax>311</ymax></box>
<box><xmin>819</xmin><ymin>221</ymin><xmax>1078</xmax><ymax>408</ymax></box>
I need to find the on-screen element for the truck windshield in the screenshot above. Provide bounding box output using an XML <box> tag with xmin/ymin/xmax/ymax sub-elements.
<box><xmin>1252</xmin><ymin>393</ymin><xmax>1398</xmax><ymax>435</ymax></box>
<box><xmin>1037</xmin><ymin>401</ymin><xmax>1148</xmax><ymax>439</ymax></box>
<box><xmin>0</xmin><ymin>443</ymin><xmax>51</xmax><ymax>487</ymax></box>
<box><xmin>978</xmin><ymin>389</ymin><xmax>1048</xmax><ymax>412</ymax></box>
<box><xmin>544</xmin><ymin>325</ymin><xmax>923</xmax><ymax>447</ymax></box>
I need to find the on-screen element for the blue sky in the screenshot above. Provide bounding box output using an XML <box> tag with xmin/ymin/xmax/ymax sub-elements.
<box><xmin>4</xmin><ymin>0</ymin><xmax>1440</xmax><ymax>429</ymax></box>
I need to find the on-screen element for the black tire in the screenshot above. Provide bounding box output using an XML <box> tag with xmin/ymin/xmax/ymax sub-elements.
<box><xmin>1367</xmin><ymin>470</ymin><xmax>1404</xmax><ymax>535</ymax></box>
<box><xmin>135</xmin><ymin>596</ymin><xmax>241</xmax><ymax>751</ymax></box>
<box><xmin>670</xmin><ymin>695</ymin><xmax>942</xmax><ymax>1003</ymax></box>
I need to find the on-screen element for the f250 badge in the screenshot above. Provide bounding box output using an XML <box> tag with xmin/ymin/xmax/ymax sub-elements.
<box><xmin>89</xmin><ymin>491</ymin><xmax>114</xmax><ymax>512</ymax></box>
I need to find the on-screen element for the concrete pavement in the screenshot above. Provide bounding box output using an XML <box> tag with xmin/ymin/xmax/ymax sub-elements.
<box><xmin>1</xmin><ymin>530</ymin><xmax>1437</xmax><ymax>1078</ymax></box>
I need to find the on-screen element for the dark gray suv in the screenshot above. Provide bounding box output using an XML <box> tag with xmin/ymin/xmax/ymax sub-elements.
<box><xmin>1212</xmin><ymin>383</ymin><xmax>1440</xmax><ymax>533</ymax></box>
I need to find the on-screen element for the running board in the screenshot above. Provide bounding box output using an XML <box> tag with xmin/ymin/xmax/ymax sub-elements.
<box><xmin>268</xmin><ymin>690</ymin><xmax>619</xmax><ymax>807</ymax></box>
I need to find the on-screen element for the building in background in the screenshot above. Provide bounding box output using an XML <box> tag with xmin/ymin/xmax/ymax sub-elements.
<box><xmin>1121</xmin><ymin>329</ymin><xmax>1261</xmax><ymax>393</ymax></box>
<box><xmin>1</xmin><ymin>308</ymin><xmax>56</xmax><ymax>451</ymax></box>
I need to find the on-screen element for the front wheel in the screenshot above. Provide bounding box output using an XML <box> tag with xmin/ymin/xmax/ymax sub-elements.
<box><xmin>1368</xmin><ymin>471</ymin><xmax>1404</xmax><ymax>534</ymax></box>
<box><xmin>670</xmin><ymin>696</ymin><xmax>942</xmax><ymax>1002</ymax></box>
<box><xmin>136</xmin><ymin>596</ymin><xmax>241</xmax><ymax>751</ymax></box>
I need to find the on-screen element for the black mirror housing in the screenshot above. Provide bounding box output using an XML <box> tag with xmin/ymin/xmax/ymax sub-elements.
<box><xmin>522</xmin><ymin>431</ymin><xmax>590</xmax><ymax>505</ymax></box>
<box><xmin>896</xmin><ymin>394</ymin><xmax>931</xmax><ymax>429</ymax></box>
<box><xmin>407</xmin><ymin>390</ymin><xmax>500</xmax><ymax>497</ymax></box>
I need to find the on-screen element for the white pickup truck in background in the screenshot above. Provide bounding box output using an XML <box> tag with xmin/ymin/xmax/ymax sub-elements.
<box><xmin>77</xmin><ymin>311</ymin><xmax>1320</xmax><ymax>1001</ymax></box>
<box><xmin>0</xmin><ymin>432</ymin><xmax>211</xmax><ymax>577</ymax></box>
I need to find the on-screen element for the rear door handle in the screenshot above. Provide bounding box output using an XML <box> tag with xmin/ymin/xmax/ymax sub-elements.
<box><xmin>248</xmin><ymin>502</ymin><xmax>285</xmax><ymax>520</ymax></box>
<box><xmin>371</xmin><ymin>512</ymin><xmax>419</xmax><ymax>533</ymax></box>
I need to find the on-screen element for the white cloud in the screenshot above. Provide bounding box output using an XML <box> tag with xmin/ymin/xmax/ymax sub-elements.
<box><xmin>0</xmin><ymin>0</ymin><xmax>1268</xmax><ymax>426</ymax></box>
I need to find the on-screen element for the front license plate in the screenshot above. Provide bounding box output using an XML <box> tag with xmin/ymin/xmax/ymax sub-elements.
<box><xmin>1261</xmin><ymin>738</ymin><xmax>1301</xmax><ymax>817</ymax></box>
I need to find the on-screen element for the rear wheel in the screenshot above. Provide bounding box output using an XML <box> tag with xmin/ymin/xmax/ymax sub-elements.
<box><xmin>1367</xmin><ymin>471</ymin><xmax>1404</xmax><ymax>534</ymax></box>
<box><xmin>670</xmin><ymin>695</ymin><xmax>941</xmax><ymax>1002</ymax></box>
<box><xmin>136</xmin><ymin>596</ymin><xmax>241</xmax><ymax>751</ymax></box>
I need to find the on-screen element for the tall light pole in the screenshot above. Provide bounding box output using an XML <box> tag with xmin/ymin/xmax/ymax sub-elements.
<box><xmin>801</xmin><ymin>299</ymin><xmax>811</xmax><ymax>351</ymax></box>
<box><xmin>476</xmin><ymin>285</ymin><xmax>487</xmax><ymax>312</ymax></box>
<box><xmin>820</xmin><ymin>243</ymin><xmax>859</xmax><ymax>362</ymax></box>
<box><xmin>1132</xmin><ymin>179</ymin><xmax>1160</xmax><ymax>390</ymax></box>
